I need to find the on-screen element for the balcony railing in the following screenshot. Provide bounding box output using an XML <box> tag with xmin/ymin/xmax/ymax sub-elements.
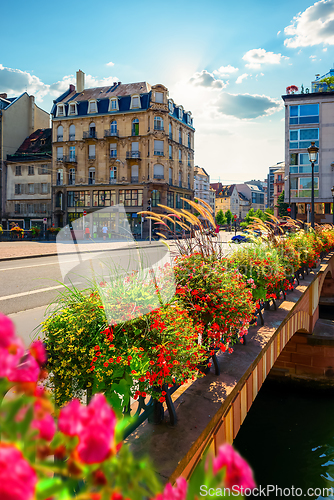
<box><xmin>169</xmin><ymin>178</ymin><xmax>173</xmax><ymax>185</ymax></box>
<box><xmin>109</xmin><ymin>152</ymin><xmax>117</xmax><ymax>159</ymax></box>
<box><xmin>109</xmin><ymin>178</ymin><xmax>117</xmax><ymax>184</ymax></box>
<box><xmin>131</xmin><ymin>176</ymin><xmax>139</xmax><ymax>183</ymax></box>
<box><xmin>291</xmin><ymin>189</ymin><xmax>319</xmax><ymax>198</ymax></box>
<box><xmin>63</xmin><ymin>155</ymin><xmax>77</xmax><ymax>163</ymax></box>
<box><xmin>126</xmin><ymin>151</ymin><xmax>141</xmax><ymax>159</ymax></box>
<box><xmin>56</xmin><ymin>157</ymin><xmax>64</xmax><ymax>163</ymax></box>
<box><xmin>154</xmin><ymin>175</ymin><xmax>164</xmax><ymax>180</ymax></box>
<box><xmin>88</xmin><ymin>155</ymin><xmax>96</xmax><ymax>160</ymax></box>
<box><xmin>104</xmin><ymin>130</ymin><xmax>119</xmax><ymax>137</ymax></box>
<box><xmin>83</xmin><ymin>131</ymin><xmax>97</xmax><ymax>139</ymax></box>
<box><xmin>154</xmin><ymin>125</ymin><xmax>164</xmax><ymax>131</ymax></box>
<box><xmin>56</xmin><ymin>180</ymin><xmax>63</xmax><ymax>186</ymax></box>
<box><xmin>169</xmin><ymin>133</ymin><xmax>172</xmax><ymax>140</ymax></box>
<box><xmin>69</xmin><ymin>134</ymin><xmax>75</xmax><ymax>141</ymax></box>
<box><xmin>57</xmin><ymin>135</ymin><xmax>63</xmax><ymax>142</ymax></box>
<box><xmin>154</xmin><ymin>151</ymin><xmax>164</xmax><ymax>156</ymax></box>
<box><xmin>179</xmin><ymin>138</ymin><xmax>182</xmax><ymax>145</ymax></box>
<box><xmin>88</xmin><ymin>178</ymin><xmax>95</xmax><ymax>185</ymax></box>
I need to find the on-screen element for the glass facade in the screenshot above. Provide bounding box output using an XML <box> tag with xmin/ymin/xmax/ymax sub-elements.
<box><xmin>289</xmin><ymin>128</ymin><xmax>319</xmax><ymax>149</ymax></box>
<box><xmin>289</xmin><ymin>104</ymin><xmax>319</xmax><ymax>125</ymax></box>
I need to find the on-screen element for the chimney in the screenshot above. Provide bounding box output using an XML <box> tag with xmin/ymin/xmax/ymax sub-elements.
<box><xmin>76</xmin><ymin>70</ymin><xmax>85</xmax><ymax>93</ymax></box>
<box><xmin>0</xmin><ymin>93</ymin><xmax>7</xmax><ymax>99</ymax></box>
<box><xmin>118</xmin><ymin>82</ymin><xmax>121</xmax><ymax>86</ymax></box>
<box><xmin>69</xmin><ymin>84</ymin><xmax>75</xmax><ymax>92</ymax></box>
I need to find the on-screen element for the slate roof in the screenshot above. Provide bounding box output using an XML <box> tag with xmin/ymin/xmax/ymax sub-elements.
<box><xmin>7</xmin><ymin>129</ymin><xmax>52</xmax><ymax>162</ymax></box>
<box><xmin>194</xmin><ymin>166</ymin><xmax>209</xmax><ymax>178</ymax></box>
<box><xmin>214</xmin><ymin>184</ymin><xmax>236</xmax><ymax>198</ymax></box>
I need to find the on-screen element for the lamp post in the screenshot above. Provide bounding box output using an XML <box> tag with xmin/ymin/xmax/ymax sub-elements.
<box><xmin>307</xmin><ymin>141</ymin><xmax>319</xmax><ymax>228</ymax></box>
<box><xmin>331</xmin><ymin>186</ymin><xmax>334</xmax><ymax>225</ymax></box>
<box><xmin>284</xmin><ymin>173</ymin><xmax>292</xmax><ymax>217</ymax></box>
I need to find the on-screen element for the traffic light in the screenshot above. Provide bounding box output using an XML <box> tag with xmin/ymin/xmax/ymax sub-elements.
<box><xmin>147</xmin><ymin>198</ymin><xmax>151</xmax><ymax>211</ymax></box>
<box><xmin>234</xmin><ymin>214</ymin><xmax>237</xmax><ymax>220</ymax></box>
<box><xmin>287</xmin><ymin>207</ymin><xmax>291</xmax><ymax>213</ymax></box>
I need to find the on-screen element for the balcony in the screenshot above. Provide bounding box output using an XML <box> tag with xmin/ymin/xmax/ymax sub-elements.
<box><xmin>169</xmin><ymin>178</ymin><xmax>173</xmax><ymax>185</ymax></box>
<box><xmin>88</xmin><ymin>178</ymin><xmax>95</xmax><ymax>185</ymax></box>
<box><xmin>57</xmin><ymin>135</ymin><xmax>63</xmax><ymax>142</ymax></box>
<box><xmin>126</xmin><ymin>151</ymin><xmax>141</xmax><ymax>159</ymax></box>
<box><xmin>56</xmin><ymin>180</ymin><xmax>63</xmax><ymax>186</ymax></box>
<box><xmin>83</xmin><ymin>131</ymin><xmax>97</xmax><ymax>139</ymax></box>
<box><xmin>68</xmin><ymin>178</ymin><xmax>75</xmax><ymax>186</ymax></box>
<box><xmin>131</xmin><ymin>176</ymin><xmax>139</xmax><ymax>183</ymax></box>
<box><xmin>154</xmin><ymin>175</ymin><xmax>164</xmax><ymax>180</ymax></box>
<box><xmin>154</xmin><ymin>125</ymin><xmax>164</xmax><ymax>131</ymax></box>
<box><xmin>109</xmin><ymin>178</ymin><xmax>117</xmax><ymax>184</ymax></box>
<box><xmin>179</xmin><ymin>138</ymin><xmax>182</xmax><ymax>145</ymax></box>
<box><xmin>69</xmin><ymin>134</ymin><xmax>75</xmax><ymax>141</ymax></box>
<box><xmin>56</xmin><ymin>157</ymin><xmax>64</xmax><ymax>163</ymax></box>
<box><xmin>179</xmin><ymin>160</ymin><xmax>183</xmax><ymax>164</ymax></box>
<box><xmin>154</xmin><ymin>151</ymin><xmax>164</xmax><ymax>156</ymax></box>
<box><xmin>105</xmin><ymin>130</ymin><xmax>119</xmax><ymax>137</ymax></box>
<box><xmin>169</xmin><ymin>133</ymin><xmax>172</xmax><ymax>140</ymax></box>
<box><xmin>88</xmin><ymin>155</ymin><xmax>96</xmax><ymax>160</ymax></box>
<box><xmin>63</xmin><ymin>155</ymin><xmax>77</xmax><ymax>163</ymax></box>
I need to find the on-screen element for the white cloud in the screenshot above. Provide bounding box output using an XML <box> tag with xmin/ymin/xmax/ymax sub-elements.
<box><xmin>324</xmin><ymin>47</ymin><xmax>328</xmax><ymax>50</ymax></box>
<box><xmin>189</xmin><ymin>70</ymin><xmax>228</xmax><ymax>89</ymax></box>
<box><xmin>106</xmin><ymin>61</ymin><xmax>115</xmax><ymax>67</ymax></box>
<box><xmin>242</xmin><ymin>48</ymin><xmax>288</xmax><ymax>68</ymax></box>
<box><xmin>310</xmin><ymin>54</ymin><xmax>317</xmax><ymax>58</ymax></box>
<box><xmin>213</xmin><ymin>64</ymin><xmax>239</xmax><ymax>76</ymax></box>
<box><xmin>277</xmin><ymin>30</ymin><xmax>281</xmax><ymax>35</ymax></box>
<box><xmin>216</xmin><ymin>92</ymin><xmax>282</xmax><ymax>119</ymax></box>
<box><xmin>284</xmin><ymin>0</ymin><xmax>334</xmax><ymax>47</ymax></box>
<box><xmin>236</xmin><ymin>73</ymin><xmax>248</xmax><ymax>84</ymax></box>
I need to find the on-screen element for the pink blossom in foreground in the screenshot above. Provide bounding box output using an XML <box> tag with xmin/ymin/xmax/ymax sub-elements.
<box><xmin>213</xmin><ymin>444</ymin><xmax>255</xmax><ymax>491</ymax></box>
<box><xmin>0</xmin><ymin>313</ymin><xmax>16</xmax><ymax>348</ymax></box>
<box><xmin>29</xmin><ymin>340</ymin><xmax>47</xmax><ymax>366</ymax></box>
<box><xmin>154</xmin><ymin>477</ymin><xmax>188</xmax><ymax>500</ymax></box>
<box><xmin>7</xmin><ymin>350</ymin><xmax>40</xmax><ymax>383</ymax></box>
<box><xmin>0</xmin><ymin>444</ymin><xmax>37</xmax><ymax>500</ymax></box>
<box><xmin>59</xmin><ymin>394</ymin><xmax>117</xmax><ymax>464</ymax></box>
<box><xmin>32</xmin><ymin>401</ymin><xmax>56</xmax><ymax>441</ymax></box>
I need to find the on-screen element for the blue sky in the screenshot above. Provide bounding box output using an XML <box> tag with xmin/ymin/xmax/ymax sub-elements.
<box><xmin>2</xmin><ymin>0</ymin><xmax>334</xmax><ymax>182</ymax></box>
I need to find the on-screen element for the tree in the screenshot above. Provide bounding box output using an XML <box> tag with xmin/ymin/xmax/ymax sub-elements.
<box><xmin>318</xmin><ymin>76</ymin><xmax>334</xmax><ymax>91</ymax></box>
<box><xmin>255</xmin><ymin>209</ymin><xmax>265</xmax><ymax>221</ymax></box>
<box><xmin>225</xmin><ymin>209</ymin><xmax>233</xmax><ymax>225</ymax></box>
<box><xmin>216</xmin><ymin>210</ymin><xmax>226</xmax><ymax>225</ymax></box>
<box><xmin>264</xmin><ymin>208</ymin><xmax>274</xmax><ymax>221</ymax></box>
<box><xmin>276</xmin><ymin>190</ymin><xmax>289</xmax><ymax>217</ymax></box>
<box><xmin>240</xmin><ymin>208</ymin><xmax>255</xmax><ymax>228</ymax></box>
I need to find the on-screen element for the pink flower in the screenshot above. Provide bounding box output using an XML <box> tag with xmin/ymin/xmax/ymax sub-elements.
<box><xmin>29</xmin><ymin>340</ymin><xmax>47</xmax><ymax>366</ymax></box>
<box><xmin>0</xmin><ymin>444</ymin><xmax>37</xmax><ymax>500</ymax></box>
<box><xmin>154</xmin><ymin>477</ymin><xmax>187</xmax><ymax>500</ymax></box>
<box><xmin>32</xmin><ymin>401</ymin><xmax>56</xmax><ymax>441</ymax></box>
<box><xmin>0</xmin><ymin>313</ymin><xmax>16</xmax><ymax>348</ymax></box>
<box><xmin>59</xmin><ymin>394</ymin><xmax>117</xmax><ymax>464</ymax></box>
<box><xmin>7</xmin><ymin>350</ymin><xmax>40</xmax><ymax>383</ymax></box>
<box><xmin>213</xmin><ymin>444</ymin><xmax>255</xmax><ymax>491</ymax></box>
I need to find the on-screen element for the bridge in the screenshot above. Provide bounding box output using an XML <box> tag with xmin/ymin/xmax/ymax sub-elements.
<box><xmin>128</xmin><ymin>251</ymin><xmax>334</xmax><ymax>483</ymax></box>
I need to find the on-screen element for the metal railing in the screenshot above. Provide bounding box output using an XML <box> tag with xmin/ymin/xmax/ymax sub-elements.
<box><xmin>154</xmin><ymin>174</ymin><xmax>164</xmax><ymax>180</ymax></box>
<box><xmin>104</xmin><ymin>130</ymin><xmax>119</xmax><ymax>137</ymax></box>
<box><xmin>63</xmin><ymin>155</ymin><xmax>77</xmax><ymax>163</ymax></box>
<box><xmin>154</xmin><ymin>125</ymin><xmax>164</xmax><ymax>131</ymax></box>
<box><xmin>69</xmin><ymin>134</ymin><xmax>76</xmax><ymax>141</ymax></box>
<box><xmin>126</xmin><ymin>151</ymin><xmax>141</xmax><ymax>159</ymax></box>
<box><xmin>83</xmin><ymin>131</ymin><xmax>97</xmax><ymax>139</ymax></box>
<box><xmin>57</xmin><ymin>135</ymin><xmax>63</xmax><ymax>142</ymax></box>
<box><xmin>109</xmin><ymin>152</ymin><xmax>117</xmax><ymax>159</ymax></box>
<box><xmin>88</xmin><ymin>155</ymin><xmax>96</xmax><ymax>160</ymax></box>
<box><xmin>131</xmin><ymin>176</ymin><xmax>139</xmax><ymax>183</ymax></box>
<box><xmin>109</xmin><ymin>178</ymin><xmax>117</xmax><ymax>184</ymax></box>
<box><xmin>154</xmin><ymin>151</ymin><xmax>164</xmax><ymax>156</ymax></box>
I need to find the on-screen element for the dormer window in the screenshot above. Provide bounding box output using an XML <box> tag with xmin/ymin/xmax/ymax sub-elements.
<box><xmin>56</xmin><ymin>104</ymin><xmax>65</xmax><ymax>117</ymax></box>
<box><xmin>168</xmin><ymin>100</ymin><xmax>174</xmax><ymax>113</ymax></box>
<box><xmin>130</xmin><ymin>95</ymin><xmax>141</xmax><ymax>109</ymax></box>
<box><xmin>108</xmin><ymin>98</ymin><xmax>119</xmax><ymax>112</ymax></box>
<box><xmin>178</xmin><ymin>107</ymin><xmax>183</xmax><ymax>120</ymax></box>
<box><xmin>187</xmin><ymin>113</ymin><xmax>192</xmax><ymax>126</ymax></box>
<box><xmin>69</xmin><ymin>102</ymin><xmax>77</xmax><ymax>115</ymax></box>
<box><xmin>155</xmin><ymin>92</ymin><xmax>163</xmax><ymax>103</ymax></box>
<box><xmin>88</xmin><ymin>100</ymin><xmax>97</xmax><ymax>113</ymax></box>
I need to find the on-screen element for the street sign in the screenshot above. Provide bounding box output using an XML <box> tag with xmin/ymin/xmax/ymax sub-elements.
<box><xmin>43</xmin><ymin>218</ymin><xmax>47</xmax><ymax>224</ymax></box>
<box><xmin>83</xmin><ymin>210</ymin><xmax>87</xmax><ymax>216</ymax></box>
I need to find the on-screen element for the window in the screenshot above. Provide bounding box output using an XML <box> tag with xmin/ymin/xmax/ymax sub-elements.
<box><xmin>89</xmin><ymin>144</ymin><xmax>96</xmax><ymax>160</ymax></box>
<box><xmin>119</xmin><ymin>189</ymin><xmax>143</xmax><ymax>206</ymax></box>
<box><xmin>169</xmin><ymin>145</ymin><xmax>173</xmax><ymax>159</ymax></box>
<box><xmin>154</xmin><ymin>116</ymin><xmax>164</xmax><ymax>131</ymax></box>
<box><xmin>132</xmin><ymin>118</ymin><xmax>139</xmax><ymax>136</ymax></box>
<box><xmin>39</xmin><ymin>165</ymin><xmax>48</xmax><ymax>175</ymax></box>
<box><xmin>155</xmin><ymin>92</ymin><xmax>163</xmax><ymax>103</ymax></box>
<box><xmin>188</xmin><ymin>133</ymin><xmax>191</xmax><ymax>148</ymax></box>
<box><xmin>15</xmin><ymin>203</ymin><xmax>20</xmax><ymax>214</ymax></box>
<box><xmin>188</xmin><ymin>153</ymin><xmax>191</xmax><ymax>166</ymax></box>
<box><xmin>289</xmin><ymin>104</ymin><xmax>319</xmax><ymax>125</ymax></box>
<box><xmin>131</xmin><ymin>142</ymin><xmax>139</xmax><ymax>158</ymax></box>
<box><xmin>28</xmin><ymin>184</ymin><xmax>34</xmax><ymax>194</ymax></box>
<box><xmin>41</xmin><ymin>183</ymin><xmax>49</xmax><ymax>193</ymax></box>
<box><xmin>178</xmin><ymin>107</ymin><xmax>183</xmax><ymax>120</ymax></box>
<box><xmin>154</xmin><ymin>140</ymin><xmax>164</xmax><ymax>156</ymax></box>
<box><xmin>56</xmin><ymin>104</ymin><xmax>64</xmax><ymax>117</ymax></box>
<box><xmin>290</xmin><ymin>153</ymin><xmax>319</xmax><ymax>173</ymax></box>
<box><xmin>110</xmin><ymin>120</ymin><xmax>117</xmax><ymax>135</ymax></box>
<box><xmin>179</xmin><ymin>171</ymin><xmax>182</xmax><ymax>187</ymax></box>
<box><xmin>168</xmin><ymin>100</ymin><xmax>174</xmax><ymax>113</ymax></box>
<box><xmin>289</xmin><ymin>128</ymin><xmax>319</xmax><ymax>149</ymax></box>
<box><xmin>89</xmin><ymin>167</ymin><xmax>95</xmax><ymax>185</ymax></box>
<box><xmin>154</xmin><ymin>164</ymin><xmax>164</xmax><ymax>179</ymax></box>
<box><xmin>110</xmin><ymin>167</ymin><xmax>117</xmax><ymax>183</ymax></box>
<box><xmin>56</xmin><ymin>192</ymin><xmax>63</xmax><ymax>209</ymax></box>
<box><xmin>188</xmin><ymin>173</ymin><xmax>190</xmax><ymax>189</ymax></box>
<box><xmin>69</xmin><ymin>124</ymin><xmax>75</xmax><ymax>141</ymax></box>
<box><xmin>28</xmin><ymin>166</ymin><xmax>34</xmax><ymax>175</ymax></box>
<box><xmin>176</xmin><ymin>193</ymin><xmax>182</xmax><ymax>208</ymax></box>
<box><xmin>291</xmin><ymin>177</ymin><xmax>319</xmax><ymax>197</ymax></box>
<box><xmin>69</xmin><ymin>169</ymin><xmax>75</xmax><ymax>185</ymax></box>
<box><xmin>69</xmin><ymin>146</ymin><xmax>76</xmax><ymax>161</ymax></box>
<box><xmin>167</xmin><ymin>192</ymin><xmax>174</xmax><ymax>207</ymax></box>
<box><xmin>89</xmin><ymin>122</ymin><xmax>96</xmax><ymax>138</ymax></box>
<box><xmin>151</xmin><ymin>190</ymin><xmax>160</xmax><ymax>207</ymax></box>
<box><xmin>57</xmin><ymin>147</ymin><xmax>63</xmax><ymax>160</ymax></box>
<box><xmin>131</xmin><ymin>165</ymin><xmax>139</xmax><ymax>183</ymax></box>
<box><xmin>15</xmin><ymin>166</ymin><xmax>21</xmax><ymax>176</ymax></box>
<box><xmin>169</xmin><ymin>123</ymin><xmax>172</xmax><ymax>139</ymax></box>
<box><xmin>69</xmin><ymin>102</ymin><xmax>77</xmax><ymax>115</ymax></box>
<box><xmin>57</xmin><ymin>125</ymin><xmax>63</xmax><ymax>141</ymax></box>
<box><xmin>88</xmin><ymin>100</ymin><xmax>97</xmax><ymax>113</ymax></box>
<box><xmin>169</xmin><ymin>167</ymin><xmax>173</xmax><ymax>184</ymax></box>
<box><xmin>108</xmin><ymin>98</ymin><xmax>118</xmax><ymax>112</ymax></box>
<box><xmin>110</xmin><ymin>143</ymin><xmax>117</xmax><ymax>158</ymax></box>
<box><xmin>179</xmin><ymin>128</ymin><xmax>182</xmax><ymax>144</ymax></box>
<box><xmin>187</xmin><ymin>113</ymin><xmax>192</xmax><ymax>126</ymax></box>
<box><xmin>179</xmin><ymin>149</ymin><xmax>182</xmax><ymax>163</ymax></box>
<box><xmin>131</xmin><ymin>95</ymin><xmax>141</xmax><ymax>109</ymax></box>
<box><xmin>57</xmin><ymin>169</ymin><xmax>63</xmax><ymax>186</ymax></box>
<box><xmin>15</xmin><ymin>184</ymin><xmax>21</xmax><ymax>195</ymax></box>
<box><xmin>92</xmin><ymin>190</ymin><xmax>115</xmax><ymax>207</ymax></box>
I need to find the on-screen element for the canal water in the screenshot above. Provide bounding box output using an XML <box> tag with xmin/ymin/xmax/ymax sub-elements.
<box><xmin>234</xmin><ymin>377</ymin><xmax>334</xmax><ymax>498</ymax></box>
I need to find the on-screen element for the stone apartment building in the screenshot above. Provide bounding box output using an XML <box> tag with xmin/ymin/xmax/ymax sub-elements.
<box><xmin>211</xmin><ymin>184</ymin><xmax>240</xmax><ymax>216</ymax></box>
<box><xmin>282</xmin><ymin>69</ymin><xmax>334</xmax><ymax>223</ymax></box>
<box><xmin>0</xmin><ymin>92</ymin><xmax>49</xmax><ymax>225</ymax></box>
<box><xmin>51</xmin><ymin>71</ymin><xmax>194</xmax><ymax>236</ymax></box>
<box><xmin>5</xmin><ymin>129</ymin><xmax>52</xmax><ymax>229</ymax></box>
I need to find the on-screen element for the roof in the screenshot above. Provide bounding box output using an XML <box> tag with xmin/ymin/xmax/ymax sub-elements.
<box><xmin>194</xmin><ymin>166</ymin><xmax>209</xmax><ymax>178</ymax></box>
<box><xmin>238</xmin><ymin>192</ymin><xmax>249</xmax><ymax>202</ymax></box>
<box><xmin>216</xmin><ymin>184</ymin><xmax>236</xmax><ymax>198</ymax></box>
<box><xmin>60</xmin><ymin>82</ymin><xmax>151</xmax><ymax>104</ymax></box>
<box><xmin>7</xmin><ymin>128</ymin><xmax>52</xmax><ymax>162</ymax></box>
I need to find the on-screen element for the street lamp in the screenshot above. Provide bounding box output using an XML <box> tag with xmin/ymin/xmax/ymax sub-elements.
<box><xmin>331</xmin><ymin>186</ymin><xmax>334</xmax><ymax>224</ymax></box>
<box><xmin>307</xmin><ymin>141</ymin><xmax>319</xmax><ymax>228</ymax></box>
<box><xmin>284</xmin><ymin>173</ymin><xmax>292</xmax><ymax>217</ymax></box>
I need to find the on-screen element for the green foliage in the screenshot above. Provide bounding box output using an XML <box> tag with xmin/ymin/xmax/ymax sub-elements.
<box><xmin>240</xmin><ymin>208</ymin><xmax>256</xmax><ymax>227</ymax></box>
<box><xmin>319</xmin><ymin>75</ymin><xmax>334</xmax><ymax>91</ymax></box>
<box><xmin>225</xmin><ymin>209</ymin><xmax>233</xmax><ymax>225</ymax></box>
<box><xmin>277</xmin><ymin>190</ymin><xmax>289</xmax><ymax>217</ymax></box>
<box><xmin>215</xmin><ymin>209</ymin><xmax>226</xmax><ymax>225</ymax></box>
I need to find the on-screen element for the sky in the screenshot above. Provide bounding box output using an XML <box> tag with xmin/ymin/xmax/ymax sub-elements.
<box><xmin>1</xmin><ymin>0</ymin><xmax>334</xmax><ymax>183</ymax></box>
